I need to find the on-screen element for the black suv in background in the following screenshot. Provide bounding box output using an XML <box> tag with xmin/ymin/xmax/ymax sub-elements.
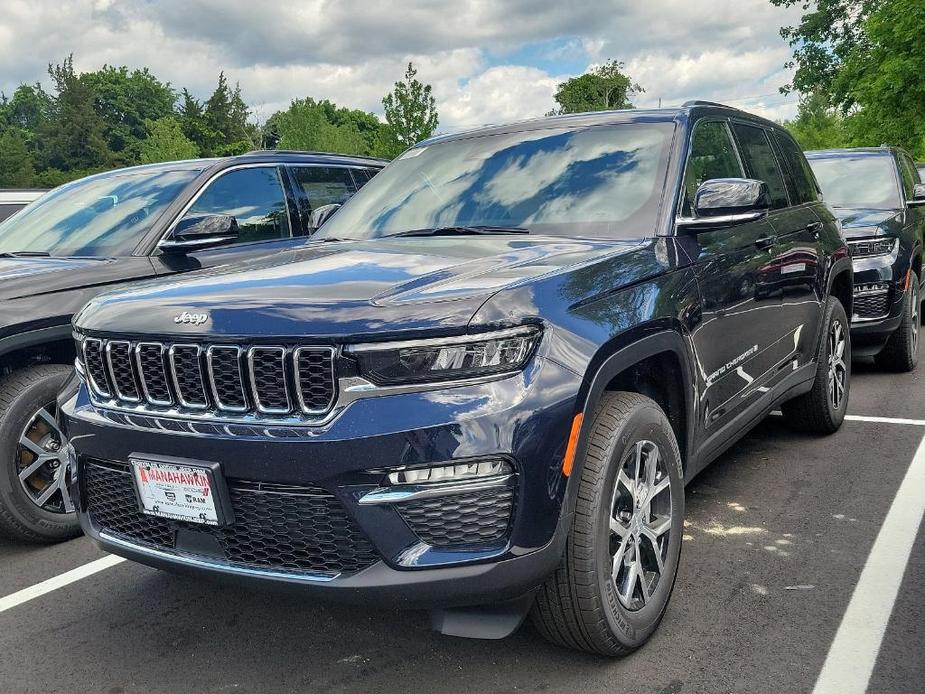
<box><xmin>807</xmin><ymin>147</ymin><xmax>925</xmax><ymax>370</ymax></box>
<box><xmin>0</xmin><ymin>151</ymin><xmax>384</xmax><ymax>543</ymax></box>
<box><xmin>62</xmin><ymin>103</ymin><xmax>852</xmax><ymax>656</ymax></box>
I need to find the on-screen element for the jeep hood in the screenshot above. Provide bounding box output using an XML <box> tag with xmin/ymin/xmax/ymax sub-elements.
<box><xmin>0</xmin><ymin>256</ymin><xmax>132</xmax><ymax>300</ymax></box>
<box><xmin>75</xmin><ymin>236</ymin><xmax>642</xmax><ymax>339</ymax></box>
<box><xmin>831</xmin><ymin>207</ymin><xmax>904</xmax><ymax>240</ymax></box>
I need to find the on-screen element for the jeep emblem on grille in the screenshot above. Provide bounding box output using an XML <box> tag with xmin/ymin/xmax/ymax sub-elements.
<box><xmin>173</xmin><ymin>311</ymin><xmax>209</xmax><ymax>326</ymax></box>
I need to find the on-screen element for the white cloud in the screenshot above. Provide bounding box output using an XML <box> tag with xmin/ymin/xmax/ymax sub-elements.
<box><xmin>0</xmin><ymin>0</ymin><xmax>806</xmax><ymax>129</ymax></box>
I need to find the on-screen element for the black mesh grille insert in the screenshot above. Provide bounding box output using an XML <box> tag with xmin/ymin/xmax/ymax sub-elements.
<box><xmin>84</xmin><ymin>339</ymin><xmax>111</xmax><ymax>397</ymax></box>
<box><xmin>296</xmin><ymin>348</ymin><xmax>336</xmax><ymax>412</ymax></box>
<box><xmin>397</xmin><ymin>487</ymin><xmax>514</xmax><ymax>547</ymax></box>
<box><xmin>107</xmin><ymin>342</ymin><xmax>140</xmax><ymax>401</ymax></box>
<box><xmin>209</xmin><ymin>347</ymin><xmax>247</xmax><ymax>410</ymax></box>
<box><xmin>249</xmin><ymin>347</ymin><xmax>290</xmax><ymax>412</ymax></box>
<box><xmin>137</xmin><ymin>344</ymin><xmax>172</xmax><ymax>404</ymax></box>
<box><xmin>84</xmin><ymin>460</ymin><xmax>380</xmax><ymax>575</ymax></box>
<box><xmin>854</xmin><ymin>291</ymin><xmax>890</xmax><ymax>319</ymax></box>
<box><xmin>171</xmin><ymin>345</ymin><xmax>208</xmax><ymax>408</ymax></box>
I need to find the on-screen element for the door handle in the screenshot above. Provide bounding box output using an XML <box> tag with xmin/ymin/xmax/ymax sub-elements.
<box><xmin>754</xmin><ymin>235</ymin><xmax>775</xmax><ymax>250</ymax></box>
<box><xmin>806</xmin><ymin>221</ymin><xmax>823</xmax><ymax>239</ymax></box>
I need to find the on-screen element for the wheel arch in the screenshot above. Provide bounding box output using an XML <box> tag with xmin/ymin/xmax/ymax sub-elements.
<box><xmin>0</xmin><ymin>325</ymin><xmax>75</xmax><ymax>378</ymax></box>
<box><xmin>826</xmin><ymin>256</ymin><xmax>853</xmax><ymax>320</ymax></box>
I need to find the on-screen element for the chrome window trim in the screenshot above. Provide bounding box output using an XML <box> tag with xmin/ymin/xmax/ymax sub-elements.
<box><xmin>82</xmin><ymin>337</ymin><xmax>111</xmax><ymax>398</ymax></box>
<box><xmin>134</xmin><ymin>342</ymin><xmax>174</xmax><ymax>407</ymax></box>
<box><xmin>293</xmin><ymin>346</ymin><xmax>337</xmax><ymax>415</ymax></box>
<box><xmin>106</xmin><ymin>340</ymin><xmax>141</xmax><ymax>403</ymax></box>
<box><xmin>168</xmin><ymin>343</ymin><xmax>209</xmax><ymax>410</ymax></box>
<box><xmin>206</xmin><ymin>345</ymin><xmax>248</xmax><ymax>412</ymax></box>
<box><xmin>246</xmin><ymin>346</ymin><xmax>292</xmax><ymax>415</ymax></box>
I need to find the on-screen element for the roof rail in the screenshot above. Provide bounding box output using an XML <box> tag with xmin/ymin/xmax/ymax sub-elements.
<box><xmin>681</xmin><ymin>100</ymin><xmax>734</xmax><ymax>109</ymax></box>
<box><xmin>243</xmin><ymin>149</ymin><xmax>388</xmax><ymax>161</ymax></box>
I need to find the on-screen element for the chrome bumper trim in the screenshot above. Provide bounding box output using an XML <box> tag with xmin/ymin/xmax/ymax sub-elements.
<box><xmin>357</xmin><ymin>474</ymin><xmax>514</xmax><ymax>505</ymax></box>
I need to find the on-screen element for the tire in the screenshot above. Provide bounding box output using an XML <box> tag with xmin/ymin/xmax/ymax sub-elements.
<box><xmin>875</xmin><ymin>272</ymin><xmax>919</xmax><ymax>372</ymax></box>
<box><xmin>0</xmin><ymin>364</ymin><xmax>81</xmax><ymax>543</ymax></box>
<box><xmin>781</xmin><ymin>298</ymin><xmax>850</xmax><ymax>434</ymax></box>
<box><xmin>531</xmin><ymin>392</ymin><xmax>684</xmax><ymax>656</ymax></box>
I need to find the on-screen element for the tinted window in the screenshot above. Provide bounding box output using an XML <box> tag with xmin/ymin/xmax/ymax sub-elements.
<box><xmin>773</xmin><ymin>132</ymin><xmax>818</xmax><ymax>204</ymax></box>
<box><xmin>731</xmin><ymin>124</ymin><xmax>789</xmax><ymax>209</ymax></box>
<box><xmin>318</xmin><ymin>123</ymin><xmax>675</xmax><ymax>241</ymax></box>
<box><xmin>182</xmin><ymin>167</ymin><xmax>288</xmax><ymax>244</ymax></box>
<box><xmin>682</xmin><ymin>120</ymin><xmax>744</xmax><ymax>216</ymax></box>
<box><xmin>290</xmin><ymin>166</ymin><xmax>358</xmax><ymax>209</ymax></box>
<box><xmin>898</xmin><ymin>152</ymin><xmax>919</xmax><ymax>195</ymax></box>
<box><xmin>807</xmin><ymin>154</ymin><xmax>902</xmax><ymax>209</ymax></box>
<box><xmin>0</xmin><ymin>169</ymin><xmax>199</xmax><ymax>256</ymax></box>
<box><xmin>0</xmin><ymin>204</ymin><xmax>23</xmax><ymax>223</ymax></box>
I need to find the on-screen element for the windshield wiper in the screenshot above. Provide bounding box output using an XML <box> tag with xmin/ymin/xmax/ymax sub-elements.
<box><xmin>0</xmin><ymin>251</ymin><xmax>51</xmax><ymax>257</ymax></box>
<box><xmin>388</xmin><ymin>225</ymin><xmax>530</xmax><ymax>238</ymax></box>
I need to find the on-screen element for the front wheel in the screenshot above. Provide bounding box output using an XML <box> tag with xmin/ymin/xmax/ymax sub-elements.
<box><xmin>781</xmin><ymin>298</ymin><xmax>850</xmax><ymax>434</ymax></box>
<box><xmin>531</xmin><ymin>392</ymin><xmax>684</xmax><ymax>656</ymax></box>
<box><xmin>0</xmin><ymin>365</ymin><xmax>80</xmax><ymax>543</ymax></box>
<box><xmin>876</xmin><ymin>272</ymin><xmax>919</xmax><ymax>372</ymax></box>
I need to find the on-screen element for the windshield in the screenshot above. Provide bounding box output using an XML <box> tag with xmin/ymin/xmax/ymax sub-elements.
<box><xmin>317</xmin><ymin>122</ymin><xmax>674</xmax><ymax>241</ymax></box>
<box><xmin>807</xmin><ymin>154</ymin><xmax>901</xmax><ymax>209</ymax></box>
<box><xmin>0</xmin><ymin>168</ymin><xmax>200</xmax><ymax>256</ymax></box>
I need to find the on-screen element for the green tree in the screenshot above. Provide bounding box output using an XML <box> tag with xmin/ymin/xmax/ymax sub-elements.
<box><xmin>549</xmin><ymin>60</ymin><xmax>643</xmax><ymax>115</ymax></box>
<box><xmin>37</xmin><ymin>56</ymin><xmax>111</xmax><ymax>173</ymax></box>
<box><xmin>202</xmin><ymin>73</ymin><xmax>254</xmax><ymax>156</ymax></box>
<box><xmin>177</xmin><ymin>89</ymin><xmax>209</xmax><ymax>153</ymax></box>
<box><xmin>782</xmin><ymin>91</ymin><xmax>849</xmax><ymax>150</ymax></box>
<box><xmin>3</xmin><ymin>84</ymin><xmax>51</xmax><ymax>131</ymax></box>
<box><xmin>381</xmin><ymin>62</ymin><xmax>438</xmax><ymax>151</ymax></box>
<box><xmin>138</xmin><ymin>116</ymin><xmax>199</xmax><ymax>164</ymax></box>
<box><xmin>0</xmin><ymin>129</ymin><xmax>35</xmax><ymax>186</ymax></box>
<box><xmin>270</xmin><ymin>97</ymin><xmax>394</xmax><ymax>157</ymax></box>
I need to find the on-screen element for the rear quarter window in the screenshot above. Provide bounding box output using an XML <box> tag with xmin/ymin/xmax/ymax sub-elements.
<box><xmin>772</xmin><ymin>131</ymin><xmax>818</xmax><ymax>204</ymax></box>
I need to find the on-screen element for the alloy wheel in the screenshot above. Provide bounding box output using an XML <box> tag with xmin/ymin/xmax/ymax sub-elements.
<box><xmin>609</xmin><ymin>439</ymin><xmax>672</xmax><ymax>611</ymax></box>
<box><xmin>16</xmin><ymin>403</ymin><xmax>73</xmax><ymax>513</ymax></box>
<box><xmin>828</xmin><ymin>320</ymin><xmax>848</xmax><ymax>411</ymax></box>
<box><xmin>911</xmin><ymin>283</ymin><xmax>919</xmax><ymax>355</ymax></box>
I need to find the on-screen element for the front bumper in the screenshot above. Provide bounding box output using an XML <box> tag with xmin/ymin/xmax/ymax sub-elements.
<box><xmin>849</xmin><ymin>254</ymin><xmax>909</xmax><ymax>351</ymax></box>
<box><xmin>61</xmin><ymin>356</ymin><xmax>579</xmax><ymax>608</ymax></box>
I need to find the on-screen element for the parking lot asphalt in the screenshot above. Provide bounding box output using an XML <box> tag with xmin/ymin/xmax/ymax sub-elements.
<box><xmin>1</xmin><ymin>347</ymin><xmax>923</xmax><ymax>694</ymax></box>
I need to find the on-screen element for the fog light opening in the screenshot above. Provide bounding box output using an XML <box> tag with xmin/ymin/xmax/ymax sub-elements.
<box><xmin>387</xmin><ymin>459</ymin><xmax>512</xmax><ymax>485</ymax></box>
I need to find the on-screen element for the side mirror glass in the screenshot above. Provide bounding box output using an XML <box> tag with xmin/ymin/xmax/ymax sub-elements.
<box><xmin>909</xmin><ymin>183</ymin><xmax>925</xmax><ymax>207</ymax></box>
<box><xmin>160</xmin><ymin>214</ymin><xmax>239</xmax><ymax>253</ymax></box>
<box><xmin>679</xmin><ymin>178</ymin><xmax>771</xmax><ymax>231</ymax></box>
<box><xmin>309</xmin><ymin>203</ymin><xmax>341</xmax><ymax>231</ymax></box>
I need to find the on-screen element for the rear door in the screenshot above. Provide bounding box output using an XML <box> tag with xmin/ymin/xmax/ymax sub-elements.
<box><xmin>286</xmin><ymin>165</ymin><xmax>360</xmax><ymax>235</ymax></box>
<box><xmin>681</xmin><ymin>119</ymin><xmax>787</xmax><ymax>436</ymax></box>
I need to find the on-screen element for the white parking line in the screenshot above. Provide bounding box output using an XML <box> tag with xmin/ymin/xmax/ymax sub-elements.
<box><xmin>0</xmin><ymin>554</ymin><xmax>125</xmax><ymax>614</ymax></box>
<box><xmin>845</xmin><ymin>414</ymin><xmax>925</xmax><ymax>426</ymax></box>
<box><xmin>811</xmin><ymin>432</ymin><xmax>925</xmax><ymax>694</ymax></box>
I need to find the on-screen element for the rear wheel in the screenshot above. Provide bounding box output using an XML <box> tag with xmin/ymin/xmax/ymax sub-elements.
<box><xmin>0</xmin><ymin>365</ymin><xmax>80</xmax><ymax>543</ymax></box>
<box><xmin>531</xmin><ymin>392</ymin><xmax>684</xmax><ymax>656</ymax></box>
<box><xmin>876</xmin><ymin>272</ymin><xmax>919</xmax><ymax>372</ymax></box>
<box><xmin>781</xmin><ymin>298</ymin><xmax>850</xmax><ymax>434</ymax></box>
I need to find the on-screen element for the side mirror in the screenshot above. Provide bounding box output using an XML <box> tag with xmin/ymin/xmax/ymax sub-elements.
<box><xmin>159</xmin><ymin>214</ymin><xmax>239</xmax><ymax>253</ymax></box>
<box><xmin>909</xmin><ymin>183</ymin><xmax>925</xmax><ymax>207</ymax></box>
<box><xmin>678</xmin><ymin>178</ymin><xmax>771</xmax><ymax>231</ymax></box>
<box><xmin>309</xmin><ymin>203</ymin><xmax>341</xmax><ymax>231</ymax></box>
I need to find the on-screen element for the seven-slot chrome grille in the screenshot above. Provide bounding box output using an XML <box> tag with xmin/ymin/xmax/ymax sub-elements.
<box><xmin>81</xmin><ymin>337</ymin><xmax>336</xmax><ymax>420</ymax></box>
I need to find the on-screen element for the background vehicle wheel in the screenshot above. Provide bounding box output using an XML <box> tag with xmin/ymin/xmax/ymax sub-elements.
<box><xmin>875</xmin><ymin>271</ymin><xmax>919</xmax><ymax>372</ymax></box>
<box><xmin>781</xmin><ymin>298</ymin><xmax>850</xmax><ymax>434</ymax></box>
<box><xmin>531</xmin><ymin>392</ymin><xmax>684</xmax><ymax>656</ymax></box>
<box><xmin>0</xmin><ymin>365</ymin><xmax>80</xmax><ymax>543</ymax></box>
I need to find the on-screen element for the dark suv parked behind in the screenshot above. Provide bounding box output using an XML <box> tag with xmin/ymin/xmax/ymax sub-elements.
<box><xmin>806</xmin><ymin>147</ymin><xmax>925</xmax><ymax>370</ymax></box>
<box><xmin>62</xmin><ymin>103</ymin><xmax>853</xmax><ymax>655</ymax></box>
<box><xmin>0</xmin><ymin>151</ymin><xmax>384</xmax><ymax>543</ymax></box>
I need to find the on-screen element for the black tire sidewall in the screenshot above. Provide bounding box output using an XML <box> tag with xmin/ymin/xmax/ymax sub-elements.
<box><xmin>0</xmin><ymin>366</ymin><xmax>79</xmax><ymax>540</ymax></box>
<box><xmin>821</xmin><ymin>299</ymin><xmax>851</xmax><ymax>423</ymax></box>
<box><xmin>592</xmin><ymin>403</ymin><xmax>684</xmax><ymax>648</ymax></box>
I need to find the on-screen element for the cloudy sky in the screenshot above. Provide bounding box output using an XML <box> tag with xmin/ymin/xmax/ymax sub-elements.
<box><xmin>0</xmin><ymin>0</ymin><xmax>805</xmax><ymax>132</ymax></box>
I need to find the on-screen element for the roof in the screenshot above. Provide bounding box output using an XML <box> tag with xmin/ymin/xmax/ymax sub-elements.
<box><xmin>242</xmin><ymin>150</ymin><xmax>389</xmax><ymax>166</ymax></box>
<box><xmin>0</xmin><ymin>189</ymin><xmax>46</xmax><ymax>204</ymax></box>
<box><xmin>805</xmin><ymin>147</ymin><xmax>894</xmax><ymax>159</ymax></box>
<box><xmin>416</xmin><ymin>102</ymin><xmax>780</xmax><ymax>147</ymax></box>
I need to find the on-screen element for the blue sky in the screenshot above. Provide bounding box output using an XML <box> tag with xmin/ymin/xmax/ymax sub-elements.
<box><xmin>0</xmin><ymin>0</ymin><xmax>806</xmax><ymax>130</ymax></box>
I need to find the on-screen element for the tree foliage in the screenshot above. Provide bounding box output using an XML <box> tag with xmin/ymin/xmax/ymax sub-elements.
<box><xmin>549</xmin><ymin>60</ymin><xmax>643</xmax><ymax>115</ymax></box>
<box><xmin>138</xmin><ymin>116</ymin><xmax>199</xmax><ymax>164</ymax></box>
<box><xmin>773</xmin><ymin>0</ymin><xmax>925</xmax><ymax>157</ymax></box>
<box><xmin>782</xmin><ymin>91</ymin><xmax>849</xmax><ymax>150</ymax></box>
<box><xmin>382</xmin><ymin>62</ymin><xmax>438</xmax><ymax>150</ymax></box>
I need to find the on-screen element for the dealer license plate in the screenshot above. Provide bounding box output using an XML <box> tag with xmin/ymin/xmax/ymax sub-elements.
<box><xmin>130</xmin><ymin>458</ymin><xmax>220</xmax><ymax>525</ymax></box>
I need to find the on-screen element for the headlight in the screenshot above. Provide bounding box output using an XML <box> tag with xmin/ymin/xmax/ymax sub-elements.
<box><xmin>348</xmin><ymin>326</ymin><xmax>541</xmax><ymax>385</ymax></box>
<box><xmin>848</xmin><ymin>237</ymin><xmax>897</xmax><ymax>258</ymax></box>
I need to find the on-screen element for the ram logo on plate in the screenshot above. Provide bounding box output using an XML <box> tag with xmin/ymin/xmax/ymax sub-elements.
<box><xmin>174</xmin><ymin>311</ymin><xmax>209</xmax><ymax>326</ymax></box>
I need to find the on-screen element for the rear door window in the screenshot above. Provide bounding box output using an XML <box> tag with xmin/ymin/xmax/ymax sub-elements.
<box><xmin>772</xmin><ymin>132</ymin><xmax>818</xmax><ymax>204</ymax></box>
<box><xmin>290</xmin><ymin>166</ymin><xmax>358</xmax><ymax>210</ymax></box>
<box><xmin>731</xmin><ymin>123</ymin><xmax>790</xmax><ymax>210</ymax></box>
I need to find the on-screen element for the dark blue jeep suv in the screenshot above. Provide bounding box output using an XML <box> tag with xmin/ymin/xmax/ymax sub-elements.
<box><xmin>61</xmin><ymin>103</ymin><xmax>853</xmax><ymax>655</ymax></box>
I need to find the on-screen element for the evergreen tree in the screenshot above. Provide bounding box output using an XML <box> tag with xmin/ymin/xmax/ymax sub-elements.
<box><xmin>0</xmin><ymin>129</ymin><xmax>35</xmax><ymax>187</ymax></box>
<box><xmin>138</xmin><ymin>116</ymin><xmax>199</xmax><ymax>164</ymax></box>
